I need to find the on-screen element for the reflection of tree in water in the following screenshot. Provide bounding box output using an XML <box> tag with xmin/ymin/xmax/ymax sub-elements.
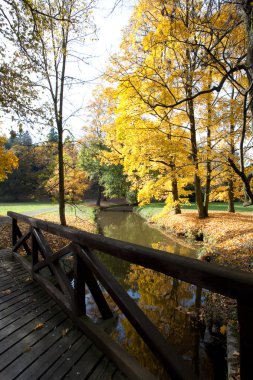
<box><xmin>97</xmin><ymin>212</ymin><xmax>213</xmax><ymax>377</ymax></box>
<box><xmin>111</xmin><ymin>264</ymin><xmax>213</xmax><ymax>379</ymax></box>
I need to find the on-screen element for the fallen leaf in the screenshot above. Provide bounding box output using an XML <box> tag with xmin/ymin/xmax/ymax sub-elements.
<box><xmin>23</xmin><ymin>345</ymin><xmax>31</xmax><ymax>353</ymax></box>
<box><xmin>1</xmin><ymin>289</ymin><xmax>11</xmax><ymax>295</ymax></box>
<box><xmin>62</xmin><ymin>327</ymin><xmax>70</xmax><ymax>336</ymax></box>
<box><xmin>34</xmin><ymin>323</ymin><xmax>44</xmax><ymax>331</ymax></box>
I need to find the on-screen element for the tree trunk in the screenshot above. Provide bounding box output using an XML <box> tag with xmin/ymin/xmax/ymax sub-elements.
<box><xmin>96</xmin><ymin>185</ymin><xmax>102</xmax><ymax>207</ymax></box>
<box><xmin>242</xmin><ymin>1</ymin><xmax>253</xmax><ymax>131</ymax></box>
<box><xmin>228</xmin><ymin>101</ymin><xmax>235</xmax><ymax>213</ymax></box>
<box><xmin>187</xmin><ymin>95</ymin><xmax>206</xmax><ymax>218</ymax></box>
<box><xmin>203</xmin><ymin>71</ymin><xmax>213</xmax><ymax>218</ymax></box>
<box><xmin>58</xmin><ymin>128</ymin><xmax>66</xmax><ymax>226</ymax></box>
<box><xmin>228</xmin><ymin>179</ymin><xmax>235</xmax><ymax>213</ymax></box>
<box><xmin>171</xmin><ymin>178</ymin><xmax>181</xmax><ymax>214</ymax></box>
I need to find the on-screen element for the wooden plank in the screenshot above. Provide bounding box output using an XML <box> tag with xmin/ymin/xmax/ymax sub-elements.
<box><xmin>0</xmin><ymin>285</ymin><xmax>40</xmax><ymax>312</ymax></box>
<box><xmin>12</xmin><ymin>217</ymin><xmax>18</xmax><ymax>246</ymax></box>
<box><xmin>0</xmin><ymin>268</ymin><xmax>27</xmax><ymax>281</ymax></box>
<box><xmin>13</xmin><ymin>231</ymin><xmax>31</xmax><ymax>253</ymax></box>
<box><xmin>0</xmin><ymin>298</ymin><xmax>56</xmax><ymax>342</ymax></box>
<box><xmin>33</xmin><ymin>243</ymin><xmax>73</xmax><ymax>273</ymax></box>
<box><xmin>31</xmin><ymin>228</ymin><xmax>74</xmax><ymax>300</ymax></box>
<box><xmin>40</xmin><ymin>335</ymin><xmax>92</xmax><ymax>380</ymax></box>
<box><xmin>13</xmin><ymin>252</ymin><xmax>32</xmax><ymax>274</ymax></box>
<box><xmin>8</xmin><ymin>211</ymin><xmax>253</xmax><ymax>302</ymax></box>
<box><xmin>0</xmin><ymin>319</ymin><xmax>75</xmax><ymax>379</ymax></box>
<box><xmin>77</xmin><ymin>246</ymin><xmax>195</xmax><ymax>380</ymax></box>
<box><xmin>113</xmin><ymin>371</ymin><xmax>128</xmax><ymax>380</ymax></box>
<box><xmin>0</xmin><ymin>283</ymin><xmax>40</xmax><ymax>307</ymax></box>
<box><xmin>16</xmin><ymin>325</ymin><xmax>82</xmax><ymax>380</ymax></box>
<box><xmin>73</xmin><ymin>252</ymin><xmax>86</xmax><ymax>316</ymax></box>
<box><xmin>87</xmin><ymin>357</ymin><xmax>117</xmax><ymax>380</ymax></box>
<box><xmin>32</xmin><ymin>271</ymin><xmax>72</xmax><ymax>314</ymax></box>
<box><xmin>16</xmin><ymin>224</ymin><xmax>32</xmax><ymax>256</ymax></box>
<box><xmin>0</xmin><ymin>293</ymin><xmax>50</xmax><ymax>329</ymax></box>
<box><xmin>76</xmin><ymin>317</ymin><xmax>156</xmax><ymax>380</ymax></box>
<box><xmin>0</xmin><ymin>308</ymin><xmax>67</xmax><ymax>369</ymax></box>
<box><xmin>74</xmin><ymin>253</ymin><xmax>113</xmax><ymax>319</ymax></box>
<box><xmin>0</xmin><ymin>289</ymin><xmax>48</xmax><ymax>320</ymax></box>
<box><xmin>64</xmin><ymin>344</ymin><xmax>104</xmax><ymax>379</ymax></box>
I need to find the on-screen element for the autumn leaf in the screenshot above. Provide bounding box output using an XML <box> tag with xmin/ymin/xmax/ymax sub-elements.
<box><xmin>1</xmin><ymin>289</ymin><xmax>11</xmax><ymax>295</ymax></box>
<box><xmin>23</xmin><ymin>345</ymin><xmax>31</xmax><ymax>353</ymax></box>
<box><xmin>61</xmin><ymin>327</ymin><xmax>70</xmax><ymax>336</ymax></box>
<box><xmin>220</xmin><ymin>325</ymin><xmax>227</xmax><ymax>335</ymax></box>
<box><xmin>34</xmin><ymin>323</ymin><xmax>44</xmax><ymax>331</ymax></box>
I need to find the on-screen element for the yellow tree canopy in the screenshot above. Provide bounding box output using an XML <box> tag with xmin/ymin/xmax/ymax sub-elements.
<box><xmin>0</xmin><ymin>137</ymin><xmax>18</xmax><ymax>182</ymax></box>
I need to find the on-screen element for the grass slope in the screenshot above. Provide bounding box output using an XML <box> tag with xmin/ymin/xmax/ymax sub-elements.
<box><xmin>136</xmin><ymin>202</ymin><xmax>253</xmax><ymax>219</ymax></box>
<box><xmin>0</xmin><ymin>202</ymin><xmax>57</xmax><ymax>215</ymax></box>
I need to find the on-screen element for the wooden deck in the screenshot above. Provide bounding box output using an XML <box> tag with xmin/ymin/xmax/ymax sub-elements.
<box><xmin>0</xmin><ymin>249</ymin><xmax>126</xmax><ymax>380</ymax></box>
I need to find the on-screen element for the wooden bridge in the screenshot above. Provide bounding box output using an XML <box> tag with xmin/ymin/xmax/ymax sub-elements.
<box><xmin>1</xmin><ymin>211</ymin><xmax>253</xmax><ymax>380</ymax></box>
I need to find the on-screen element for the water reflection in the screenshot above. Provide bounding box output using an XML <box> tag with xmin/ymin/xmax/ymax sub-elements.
<box><xmin>97</xmin><ymin>211</ymin><xmax>196</xmax><ymax>257</ymax></box>
<box><xmin>93</xmin><ymin>211</ymin><xmax>213</xmax><ymax>379</ymax></box>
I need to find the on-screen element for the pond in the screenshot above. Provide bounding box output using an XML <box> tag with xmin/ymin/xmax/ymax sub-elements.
<box><xmin>86</xmin><ymin>210</ymin><xmax>226</xmax><ymax>380</ymax></box>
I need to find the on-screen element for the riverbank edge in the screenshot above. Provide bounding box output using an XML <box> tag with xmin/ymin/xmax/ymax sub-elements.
<box><xmin>134</xmin><ymin>208</ymin><xmax>202</xmax><ymax>253</ymax></box>
<box><xmin>134</xmin><ymin>206</ymin><xmax>241</xmax><ymax>379</ymax></box>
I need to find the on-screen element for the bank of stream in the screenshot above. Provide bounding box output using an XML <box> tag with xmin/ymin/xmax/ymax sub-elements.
<box><xmin>84</xmin><ymin>210</ymin><xmax>226</xmax><ymax>380</ymax></box>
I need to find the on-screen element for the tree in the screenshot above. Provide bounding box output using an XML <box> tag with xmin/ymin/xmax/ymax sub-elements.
<box><xmin>46</xmin><ymin>141</ymin><xmax>89</xmax><ymax>203</ymax></box>
<box><xmin>0</xmin><ymin>132</ymin><xmax>56</xmax><ymax>200</ymax></box>
<box><xmin>102</xmin><ymin>0</ymin><xmax>253</xmax><ymax>217</ymax></box>
<box><xmin>0</xmin><ymin>136</ymin><xmax>18</xmax><ymax>183</ymax></box>
<box><xmin>80</xmin><ymin>87</ymin><xmax>130</xmax><ymax>206</ymax></box>
<box><xmin>0</xmin><ymin>0</ymin><xmax>96</xmax><ymax>225</ymax></box>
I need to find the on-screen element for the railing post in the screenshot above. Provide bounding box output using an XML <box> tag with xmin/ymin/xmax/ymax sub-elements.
<box><xmin>31</xmin><ymin>228</ymin><xmax>39</xmax><ymax>279</ymax></box>
<box><xmin>12</xmin><ymin>218</ymin><xmax>18</xmax><ymax>254</ymax></box>
<box><xmin>73</xmin><ymin>251</ymin><xmax>86</xmax><ymax>317</ymax></box>
<box><xmin>237</xmin><ymin>301</ymin><xmax>253</xmax><ymax>379</ymax></box>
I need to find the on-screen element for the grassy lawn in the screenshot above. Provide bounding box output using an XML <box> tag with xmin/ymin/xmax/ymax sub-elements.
<box><xmin>0</xmin><ymin>201</ymin><xmax>96</xmax><ymax>220</ymax></box>
<box><xmin>39</xmin><ymin>203</ymin><xmax>96</xmax><ymax>220</ymax></box>
<box><xmin>136</xmin><ymin>201</ymin><xmax>253</xmax><ymax>219</ymax></box>
<box><xmin>0</xmin><ymin>202</ymin><xmax>58</xmax><ymax>216</ymax></box>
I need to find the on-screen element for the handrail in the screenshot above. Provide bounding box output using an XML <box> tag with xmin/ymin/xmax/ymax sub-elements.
<box><xmin>8</xmin><ymin>211</ymin><xmax>253</xmax><ymax>301</ymax></box>
<box><xmin>7</xmin><ymin>211</ymin><xmax>253</xmax><ymax>380</ymax></box>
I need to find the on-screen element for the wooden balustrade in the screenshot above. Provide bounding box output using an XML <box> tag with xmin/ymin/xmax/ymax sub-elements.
<box><xmin>8</xmin><ymin>211</ymin><xmax>253</xmax><ymax>380</ymax></box>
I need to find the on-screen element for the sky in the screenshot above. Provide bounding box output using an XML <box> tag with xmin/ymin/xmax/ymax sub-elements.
<box><xmin>0</xmin><ymin>0</ymin><xmax>135</xmax><ymax>142</ymax></box>
<box><xmin>67</xmin><ymin>0</ymin><xmax>135</xmax><ymax>140</ymax></box>
<box><xmin>62</xmin><ymin>0</ymin><xmax>137</xmax><ymax>141</ymax></box>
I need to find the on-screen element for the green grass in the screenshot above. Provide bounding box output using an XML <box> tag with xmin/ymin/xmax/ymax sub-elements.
<box><xmin>64</xmin><ymin>203</ymin><xmax>96</xmax><ymax>220</ymax></box>
<box><xmin>0</xmin><ymin>201</ymin><xmax>58</xmax><ymax>216</ymax></box>
<box><xmin>0</xmin><ymin>201</ymin><xmax>96</xmax><ymax>223</ymax></box>
<box><xmin>182</xmin><ymin>202</ymin><xmax>253</xmax><ymax>213</ymax></box>
<box><xmin>136</xmin><ymin>201</ymin><xmax>253</xmax><ymax>219</ymax></box>
<box><xmin>135</xmin><ymin>203</ymin><xmax>165</xmax><ymax>219</ymax></box>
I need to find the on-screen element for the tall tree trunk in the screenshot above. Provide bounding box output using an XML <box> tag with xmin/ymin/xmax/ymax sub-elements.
<box><xmin>57</xmin><ymin>30</ymin><xmax>68</xmax><ymax>226</ymax></box>
<box><xmin>228</xmin><ymin>179</ymin><xmax>235</xmax><ymax>213</ymax></box>
<box><xmin>203</xmin><ymin>71</ymin><xmax>213</xmax><ymax>217</ymax></box>
<box><xmin>96</xmin><ymin>185</ymin><xmax>102</xmax><ymax>207</ymax></box>
<box><xmin>204</xmin><ymin>162</ymin><xmax>211</xmax><ymax>217</ymax></box>
<box><xmin>171</xmin><ymin>177</ymin><xmax>181</xmax><ymax>214</ymax></box>
<box><xmin>185</xmin><ymin>6</ymin><xmax>206</xmax><ymax>218</ymax></box>
<box><xmin>242</xmin><ymin>1</ymin><xmax>253</xmax><ymax>131</ymax></box>
<box><xmin>58</xmin><ymin>127</ymin><xmax>66</xmax><ymax>226</ymax></box>
<box><xmin>187</xmin><ymin>96</ymin><xmax>206</xmax><ymax>218</ymax></box>
<box><xmin>228</xmin><ymin>95</ymin><xmax>235</xmax><ymax>213</ymax></box>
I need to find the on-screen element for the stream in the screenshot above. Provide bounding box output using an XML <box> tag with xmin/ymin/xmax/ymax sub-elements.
<box><xmin>86</xmin><ymin>210</ymin><xmax>226</xmax><ymax>379</ymax></box>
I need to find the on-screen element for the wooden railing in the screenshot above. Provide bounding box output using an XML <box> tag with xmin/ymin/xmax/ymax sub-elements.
<box><xmin>8</xmin><ymin>211</ymin><xmax>253</xmax><ymax>380</ymax></box>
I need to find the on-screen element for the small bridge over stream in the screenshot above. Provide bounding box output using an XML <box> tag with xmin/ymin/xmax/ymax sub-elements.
<box><xmin>0</xmin><ymin>211</ymin><xmax>253</xmax><ymax>380</ymax></box>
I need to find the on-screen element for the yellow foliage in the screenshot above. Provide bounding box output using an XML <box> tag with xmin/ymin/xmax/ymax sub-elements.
<box><xmin>46</xmin><ymin>143</ymin><xmax>89</xmax><ymax>202</ymax></box>
<box><xmin>0</xmin><ymin>137</ymin><xmax>18</xmax><ymax>181</ymax></box>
